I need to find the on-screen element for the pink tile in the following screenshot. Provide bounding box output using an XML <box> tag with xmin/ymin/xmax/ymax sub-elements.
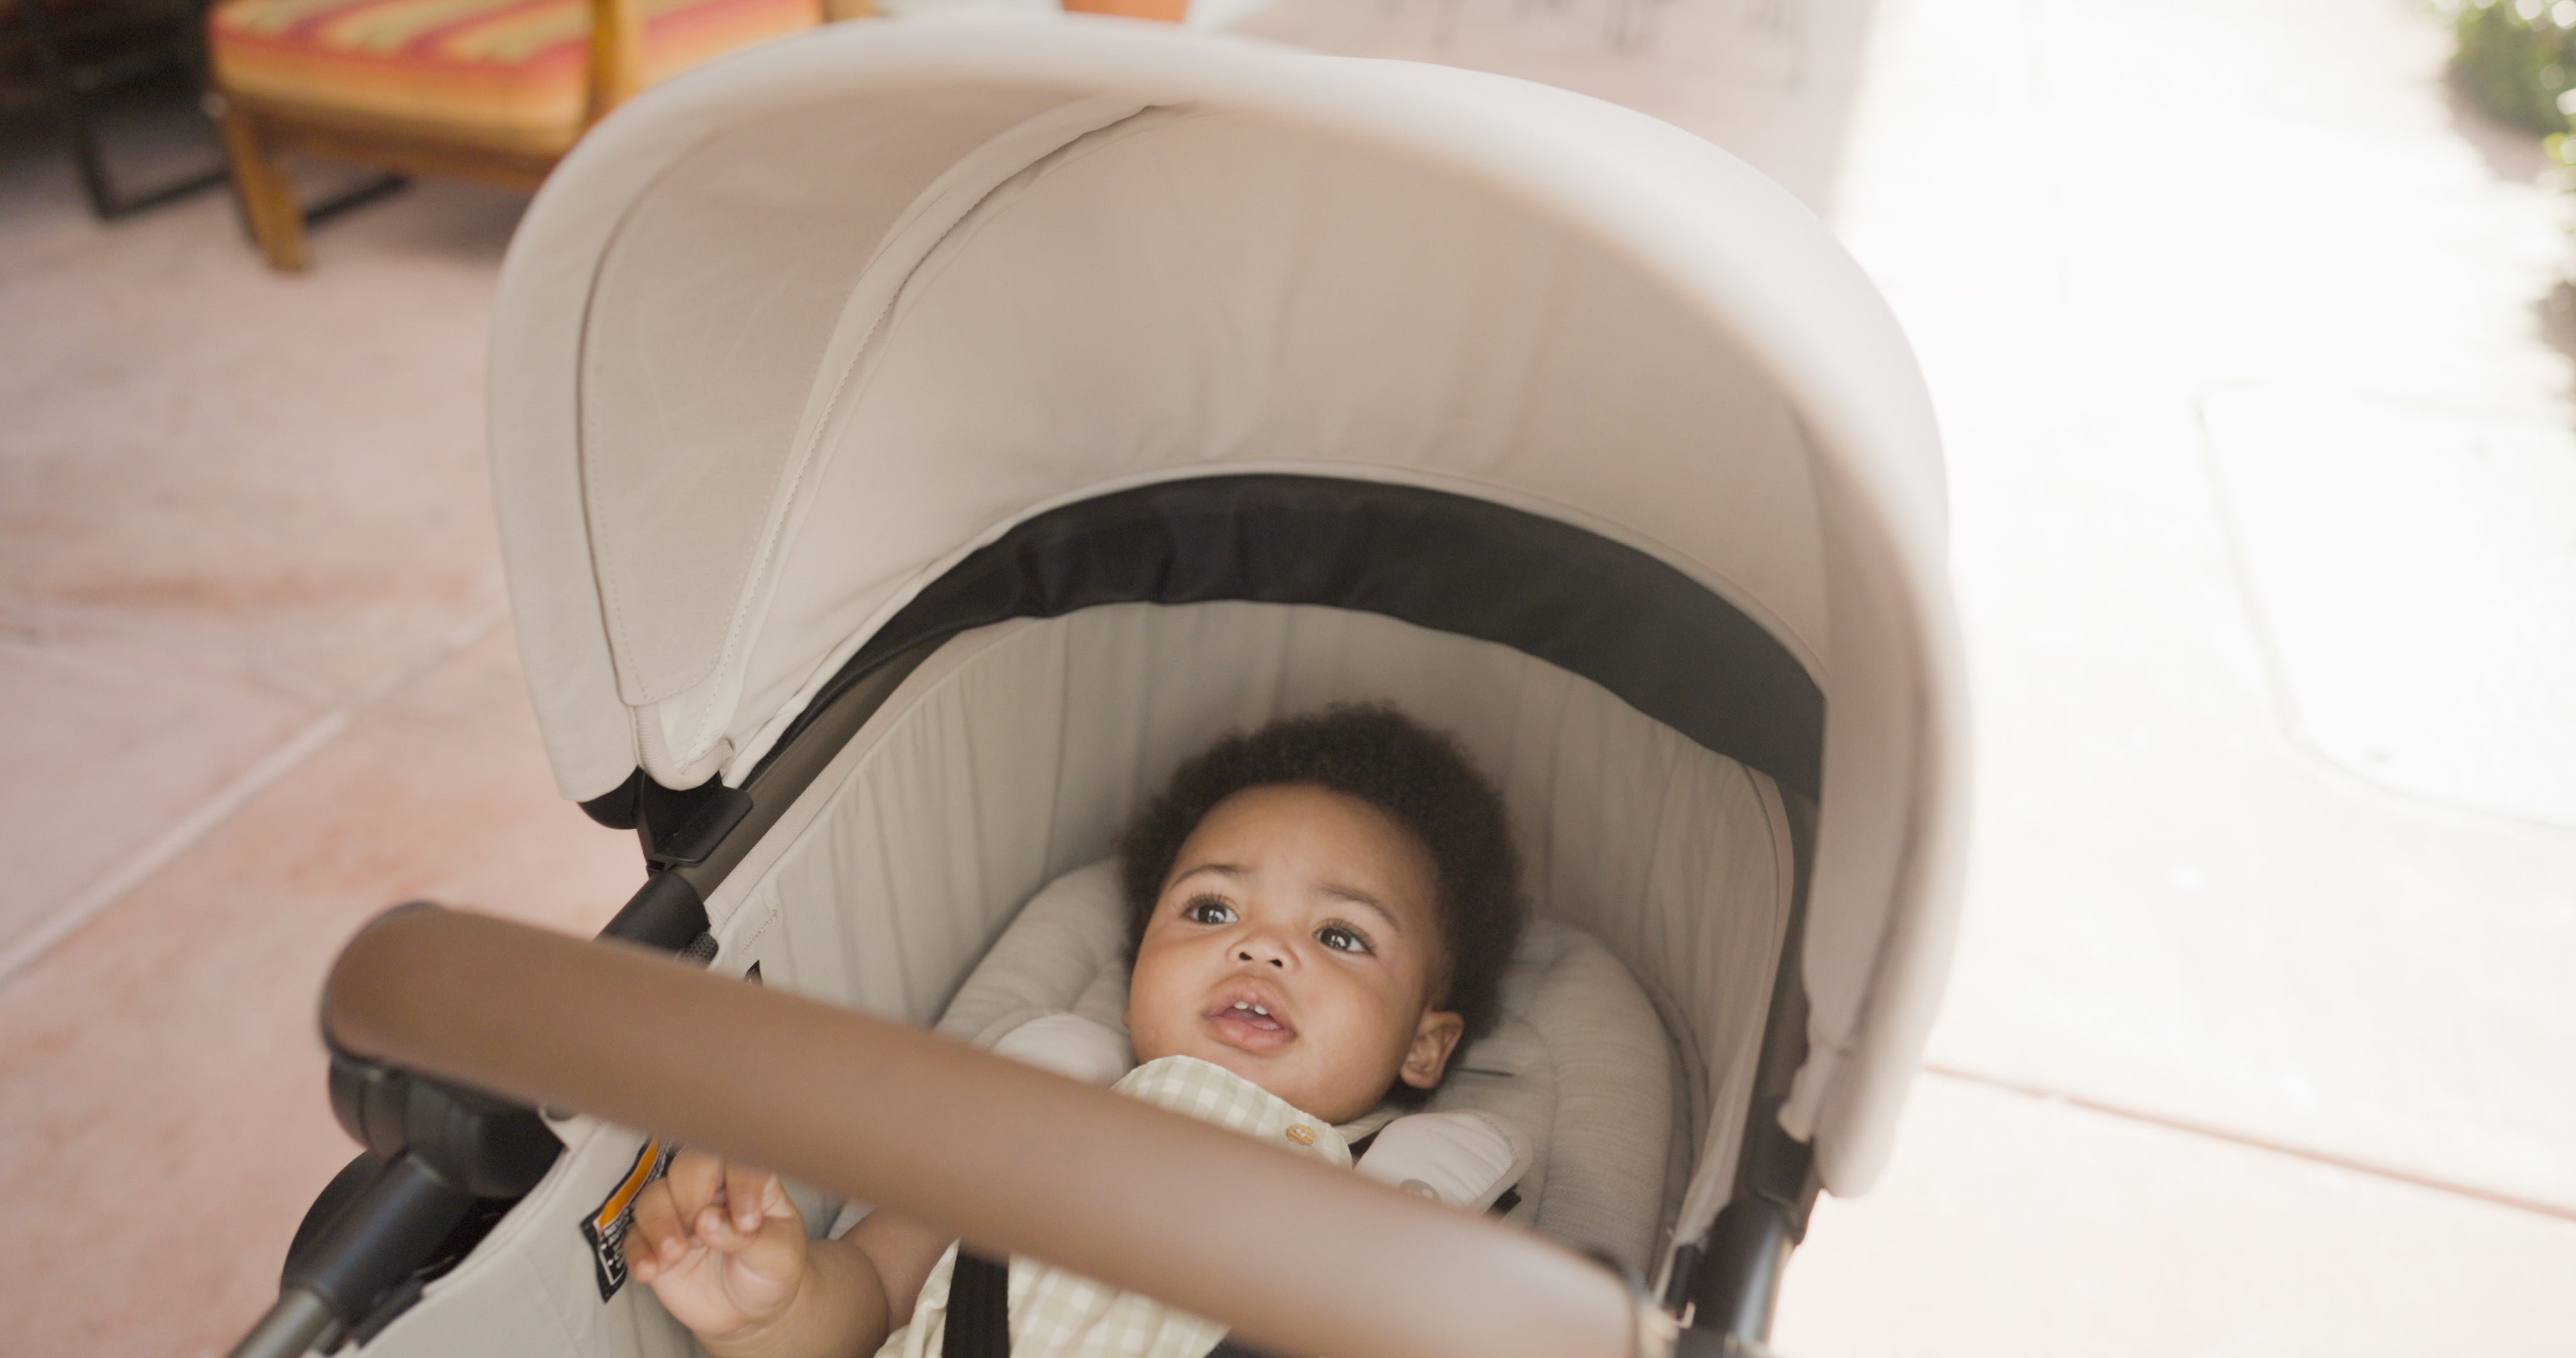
<box><xmin>0</xmin><ymin>637</ymin><xmax>323</xmax><ymax>961</ymax></box>
<box><xmin>0</xmin><ymin>177</ymin><xmax>525</xmax><ymax>707</ymax></box>
<box><xmin>1775</xmin><ymin>1074</ymin><xmax>2576</xmax><ymax>1358</ymax></box>
<box><xmin>370</xmin><ymin>615</ymin><xmax>555</xmax><ymax>748</ymax></box>
<box><xmin>0</xmin><ymin>639</ymin><xmax>638</xmax><ymax>1357</ymax></box>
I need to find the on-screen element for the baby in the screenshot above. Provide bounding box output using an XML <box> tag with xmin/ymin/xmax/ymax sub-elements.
<box><xmin>626</xmin><ymin>705</ymin><xmax>1524</xmax><ymax>1358</ymax></box>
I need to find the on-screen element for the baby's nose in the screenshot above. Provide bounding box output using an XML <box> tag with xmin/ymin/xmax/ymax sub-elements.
<box><xmin>1235</xmin><ymin>943</ymin><xmax>1289</xmax><ymax>969</ymax></box>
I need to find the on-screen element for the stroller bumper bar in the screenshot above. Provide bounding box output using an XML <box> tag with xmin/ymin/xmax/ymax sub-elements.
<box><xmin>311</xmin><ymin>904</ymin><xmax>1662</xmax><ymax>1358</ymax></box>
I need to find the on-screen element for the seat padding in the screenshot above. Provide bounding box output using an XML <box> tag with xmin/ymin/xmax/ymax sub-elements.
<box><xmin>361</xmin><ymin>602</ymin><xmax>1785</xmax><ymax>1358</ymax></box>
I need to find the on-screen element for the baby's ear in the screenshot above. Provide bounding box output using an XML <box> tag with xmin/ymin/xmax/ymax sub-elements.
<box><xmin>1399</xmin><ymin>1009</ymin><xmax>1466</xmax><ymax>1090</ymax></box>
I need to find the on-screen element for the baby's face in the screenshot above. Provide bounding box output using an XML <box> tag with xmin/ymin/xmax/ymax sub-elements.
<box><xmin>1124</xmin><ymin>784</ymin><xmax>1464</xmax><ymax>1124</ymax></box>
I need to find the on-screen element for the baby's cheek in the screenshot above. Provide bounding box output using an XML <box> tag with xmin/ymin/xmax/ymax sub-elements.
<box><xmin>1313</xmin><ymin>1015</ymin><xmax>1409</xmax><ymax>1109</ymax></box>
<box><xmin>1122</xmin><ymin>954</ymin><xmax>1185</xmax><ymax>1057</ymax></box>
<box><xmin>1122</xmin><ymin>1000</ymin><xmax>1177</xmax><ymax>1063</ymax></box>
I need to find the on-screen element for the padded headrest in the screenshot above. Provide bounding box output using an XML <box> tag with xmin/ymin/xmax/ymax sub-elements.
<box><xmin>936</xmin><ymin>860</ymin><xmax>1677</xmax><ymax>1272</ymax></box>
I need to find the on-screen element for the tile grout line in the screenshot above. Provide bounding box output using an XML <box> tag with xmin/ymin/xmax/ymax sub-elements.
<box><xmin>0</xmin><ymin>707</ymin><xmax>350</xmax><ymax>986</ymax></box>
<box><xmin>0</xmin><ymin>607</ymin><xmax>514</xmax><ymax>988</ymax></box>
<box><xmin>1923</xmin><ymin>1063</ymin><xmax>2576</xmax><ymax>1227</ymax></box>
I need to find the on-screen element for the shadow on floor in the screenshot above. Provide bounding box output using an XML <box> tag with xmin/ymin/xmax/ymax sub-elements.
<box><xmin>0</xmin><ymin>76</ymin><xmax>221</xmax><ymax>224</ymax></box>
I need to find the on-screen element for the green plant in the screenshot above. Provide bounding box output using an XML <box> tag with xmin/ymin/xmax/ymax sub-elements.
<box><xmin>2448</xmin><ymin>0</ymin><xmax>2576</xmax><ymax>135</ymax></box>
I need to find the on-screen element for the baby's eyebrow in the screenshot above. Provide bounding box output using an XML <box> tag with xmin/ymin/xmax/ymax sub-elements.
<box><xmin>1319</xmin><ymin>885</ymin><xmax>1404</xmax><ymax>935</ymax></box>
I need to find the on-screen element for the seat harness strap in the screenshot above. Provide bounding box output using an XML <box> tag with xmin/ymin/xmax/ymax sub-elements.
<box><xmin>937</xmin><ymin>1251</ymin><xmax>1284</xmax><ymax>1358</ymax></box>
<box><xmin>941</xmin><ymin>1252</ymin><xmax>1013</xmax><ymax>1358</ymax></box>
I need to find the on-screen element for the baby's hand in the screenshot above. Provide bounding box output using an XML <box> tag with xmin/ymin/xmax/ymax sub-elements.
<box><xmin>626</xmin><ymin>1150</ymin><xmax>810</xmax><ymax>1345</ymax></box>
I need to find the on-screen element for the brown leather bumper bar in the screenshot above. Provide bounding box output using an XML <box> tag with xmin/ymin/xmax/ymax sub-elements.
<box><xmin>321</xmin><ymin>907</ymin><xmax>1646</xmax><ymax>1358</ymax></box>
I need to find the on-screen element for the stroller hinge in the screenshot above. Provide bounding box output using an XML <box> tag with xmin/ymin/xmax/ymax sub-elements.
<box><xmin>326</xmin><ymin>1048</ymin><xmax>562</xmax><ymax>1198</ymax></box>
<box><xmin>633</xmin><ymin>777</ymin><xmax>754</xmax><ymax>868</ymax></box>
<box><xmin>577</xmin><ymin>768</ymin><xmax>757</xmax><ymax>869</ymax></box>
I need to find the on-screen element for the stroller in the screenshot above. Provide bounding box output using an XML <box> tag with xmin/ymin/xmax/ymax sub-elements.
<box><xmin>226</xmin><ymin>16</ymin><xmax>1966</xmax><ymax>1358</ymax></box>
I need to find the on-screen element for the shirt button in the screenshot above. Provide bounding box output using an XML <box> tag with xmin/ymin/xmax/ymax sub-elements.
<box><xmin>1284</xmin><ymin>1124</ymin><xmax>1315</xmax><ymax>1145</ymax></box>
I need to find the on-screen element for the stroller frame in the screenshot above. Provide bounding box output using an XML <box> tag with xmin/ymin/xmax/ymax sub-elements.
<box><xmin>232</xmin><ymin>18</ymin><xmax>1971</xmax><ymax>1354</ymax></box>
<box><xmin>241</xmin><ymin>477</ymin><xmax>1827</xmax><ymax>1358</ymax></box>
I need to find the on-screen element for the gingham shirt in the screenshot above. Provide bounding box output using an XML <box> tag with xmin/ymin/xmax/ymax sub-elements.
<box><xmin>874</xmin><ymin>1056</ymin><xmax>1372</xmax><ymax>1358</ymax></box>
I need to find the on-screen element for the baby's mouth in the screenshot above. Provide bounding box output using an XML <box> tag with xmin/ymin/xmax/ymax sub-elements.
<box><xmin>1202</xmin><ymin>994</ymin><xmax>1297</xmax><ymax>1052</ymax></box>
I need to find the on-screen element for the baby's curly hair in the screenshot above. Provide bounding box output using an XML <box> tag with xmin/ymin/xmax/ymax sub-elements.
<box><xmin>1118</xmin><ymin>705</ymin><xmax>1525</xmax><ymax>1065</ymax></box>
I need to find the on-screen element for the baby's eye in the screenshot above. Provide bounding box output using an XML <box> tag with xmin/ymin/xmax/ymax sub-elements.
<box><xmin>1316</xmin><ymin>924</ymin><xmax>1372</xmax><ymax>955</ymax></box>
<box><xmin>1182</xmin><ymin>896</ymin><xmax>1237</xmax><ymax>926</ymax></box>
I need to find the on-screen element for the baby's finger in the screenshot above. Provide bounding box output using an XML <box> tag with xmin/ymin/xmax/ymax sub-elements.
<box><xmin>757</xmin><ymin>1171</ymin><xmax>796</xmax><ymax>1223</ymax></box>
<box><xmin>692</xmin><ymin>1204</ymin><xmax>763</xmax><ymax>1266</ymax></box>
<box><xmin>661</xmin><ymin>1148</ymin><xmax>726</xmax><ymax>1222</ymax></box>
<box><xmin>722</xmin><ymin>1162</ymin><xmax>779</xmax><ymax>1234</ymax></box>
<box><xmin>625</xmin><ymin>1181</ymin><xmax>690</xmax><ymax>1282</ymax></box>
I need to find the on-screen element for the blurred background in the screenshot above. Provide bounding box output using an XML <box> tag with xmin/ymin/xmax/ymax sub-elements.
<box><xmin>3</xmin><ymin>0</ymin><xmax>2572</xmax><ymax>1353</ymax></box>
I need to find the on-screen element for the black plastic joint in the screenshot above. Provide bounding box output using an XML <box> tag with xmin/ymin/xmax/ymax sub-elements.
<box><xmin>580</xmin><ymin>770</ymin><xmax>753</xmax><ymax>866</ymax></box>
<box><xmin>1673</xmin><ymin>1332</ymin><xmax>1777</xmax><ymax>1358</ymax></box>
<box><xmin>633</xmin><ymin>778</ymin><xmax>754</xmax><ymax>868</ymax></box>
<box><xmin>579</xmin><ymin>770</ymin><xmax>647</xmax><ymax>830</ymax></box>
<box><xmin>326</xmin><ymin>1057</ymin><xmax>560</xmax><ymax>1199</ymax></box>
<box><xmin>1736</xmin><ymin>1117</ymin><xmax>1817</xmax><ymax>1238</ymax></box>
<box><xmin>280</xmin><ymin>1154</ymin><xmax>474</xmax><ymax>1326</ymax></box>
<box><xmin>1687</xmin><ymin>1196</ymin><xmax>1799</xmax><ymax>1344</ymax></box>
<box><xmin>600</xmin><ymin>869</ymin><xmax>710</xmax><ymax>952</ymax></box>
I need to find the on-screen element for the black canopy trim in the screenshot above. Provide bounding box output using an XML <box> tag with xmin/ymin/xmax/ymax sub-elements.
<box><xmin>760</xmin><ymin>475</ymin><xmax>1823</xmax><ymax>797</ymax></box>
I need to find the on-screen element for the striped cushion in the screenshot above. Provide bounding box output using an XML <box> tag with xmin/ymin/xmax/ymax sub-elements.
<box><xmin>210</xmin><ymin>0</ymin><xmax>820</xmax><ymax>153</ymax></box>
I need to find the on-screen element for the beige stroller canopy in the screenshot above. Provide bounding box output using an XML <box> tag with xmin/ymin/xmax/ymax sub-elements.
<box><xmin>492</xmin><ymin>16</ymin><xmax>1957</xmax><ymax>1200</ymax></box>
<box><xmin>487</xmin><ymin>16</ymin><xmax>1961</xmax><ymax>1203</ymax></box>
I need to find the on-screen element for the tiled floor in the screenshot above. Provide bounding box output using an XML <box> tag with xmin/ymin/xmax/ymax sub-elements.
<box><xmin>0</xmin><ymin>624</ymin><xmax>636</xmax><ymax>1356</ymax></box>
<box><xmin>1776</xmin><ymin>0</ymin><xmax>2576</xmax><ymax>1345</ymax></box>
<box><xmin>1819</xmin><ymin>0</ymin><xmax>2576</xmax><ymax>1206</ymax></box>
<box><xmin>1781</xmin><ymin>1075</ymin><xmax>2576</xmax><ymax>1357</ymax></box>
<box><xmin>4</xmin><ymin>0</ymin><xmax>2573</xmax><ymax>1354</ymax></box>
<box><xmin>0</xmin><ymin>109</ymin><xmax>640</xmax><ymax>1355</ymax></box>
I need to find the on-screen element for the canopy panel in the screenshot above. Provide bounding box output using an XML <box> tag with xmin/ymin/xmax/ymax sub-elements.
<box><xmin>487</xmin><ymin>17</ymin><xmax>1964</xmax><ymax>1193</ymax></box>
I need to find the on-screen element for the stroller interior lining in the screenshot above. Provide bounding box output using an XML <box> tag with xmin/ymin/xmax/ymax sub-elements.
<box><xmin>360</xmin><ymin>599</ymin><xmax>1792</xmax><ymax>1357</ymax></box>
<box><xmin>715</xmin><ymin>599</ymin><xmax>1794</xmax><ymax>1264</ymax></box>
